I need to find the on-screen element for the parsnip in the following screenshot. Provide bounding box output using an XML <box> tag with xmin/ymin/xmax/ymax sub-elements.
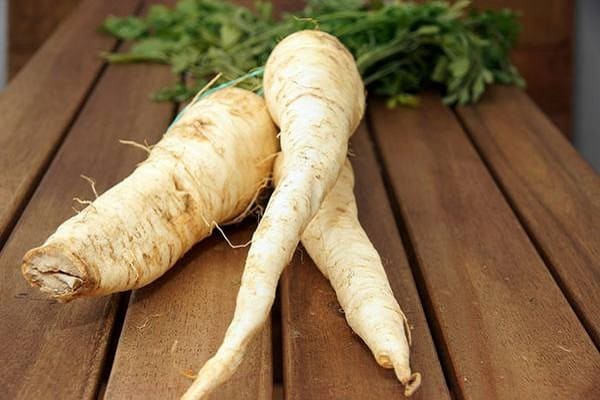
<box><xmin>22</xmin><ymin>88</ymin><xmax>278</xmax><ymax>301</ymax></box>
<box><xmin>182</xmin><ymin>30</ymin><xmax>365</xmax><ymax>399</ymax></box>
<box><xmin>300</xmin><ymin>158</ymin><xmax>421</xmax><ymax>396</ymax></box>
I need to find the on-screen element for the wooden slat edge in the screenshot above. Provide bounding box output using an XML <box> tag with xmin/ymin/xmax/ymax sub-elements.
<box><xmin>456</xmin><ymin>86</ymin><xmax>600</xmax><ymax>346</ymax></box>
<box><xmin>369</xmin><ymin>95</ymin><xmax>600</xmax><ymax>399</ymax></box>
<box><xmin>0</xmin><ymin>54</ymin><xmax>174</xmax><ymax>400</ymax></box>
<box><xmin>0</xmin><ymin>0</ymin><xmax>142</xmax><ymax>245</ymax></box>
<box><xmin>281</xmin><ymin>122</ymin><xmax>451</xmax><ymax>399</ymax></box>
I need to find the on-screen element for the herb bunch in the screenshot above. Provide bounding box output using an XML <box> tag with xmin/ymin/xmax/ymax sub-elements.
<box><xmin>102</xmin><ymin>0</ymin><xmax>524</xmax><ymax>105</ymax></box>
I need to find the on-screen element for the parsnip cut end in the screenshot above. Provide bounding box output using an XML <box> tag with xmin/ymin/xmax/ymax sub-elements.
<box><xmin>22</xmin><ymin>250</ymin><xmax>85</xmax><ymax>301</ymax></box>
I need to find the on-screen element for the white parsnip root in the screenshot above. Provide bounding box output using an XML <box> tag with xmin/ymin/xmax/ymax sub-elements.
<box><xmin>182</xmin><ymin>30</ymin><xmax>365</xmax><ymax>399</ymax></box>
<box><xmin>298</xmin><ymin>158</ymin><xmax>421</xmax><ymax>396</ymax></box>
<box><xmin>22</xmin><ymin>88</ymin><xmax>278</xmax><ymax>301</ymax></box>
<box><xmin>22</xmin><ymin>26</ymin><xmax>420</xmax><ymax>398</ymax></box>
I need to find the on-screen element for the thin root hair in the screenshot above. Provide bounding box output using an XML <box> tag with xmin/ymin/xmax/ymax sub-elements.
<box><xmin>199</xmin><ymin>213</ymin><xmax>252</xmax><ymax>249</ymax></box>
<box><xmin>256</xmin><ymin>151</ymin><xmax>280</xmax><ymax>166</ymax></box>
<box><xmin>80</xmin><ymin>175</ymin><xmax>99</xmax><ymax>198</ymax></box>
<box><xmin>119</xmin><ymin>139</ymin><xmax>153</xmax><ymax>154</ymax></box>
<box><xmin>225</xmin><ymin>176</ymin><xmax>272</xmax><ymax>225</ymax></box>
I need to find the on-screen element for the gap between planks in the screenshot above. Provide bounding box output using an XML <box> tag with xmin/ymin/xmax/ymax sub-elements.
<box><xmin>367</xmin><ymin>94</ymin><xmax>600</xmax><ymax>399</ymax></box>
<box><xmin>452</xmin><ymin>87</ymin><xmax>600</xmax><ymax>348</ymax></box>
<box><xmin>0</xmin><ymin>5</ymin><xmax>175</xmax><ymax>400</ymax></box>
<box><xmin>0</xmin><ymin>54</ymin><xmax>114</xmax><ymax>248</ymax></box>
<box><xmin>280</xmin><ymin>122</ymin><xmax>451</xmax><ymax>400</ymax></box>
<box><xmin>452</xmin><ymin>107</ymin><xmax>599</xmax><ymax>350</ymax></box>
<box><xmin>0</xmin><ymin>0</ymin><xmax>145</xmax><ymax>250</ymax></box>
<box><xmin>364</xmin><ymin>110</ymin><xmax>461</xmax><ymax>400</ymax></box>
<box><xmin>97</xmin><ymin>97</ymin><xmax>180</xmax><ymax>398</ymax></box>
<box><xmin>102</xmin><ymin>79</ymin><xmax>273</xmax><ymax>399</ymax></box>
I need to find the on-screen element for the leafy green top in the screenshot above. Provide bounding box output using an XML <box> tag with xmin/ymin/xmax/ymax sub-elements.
<box><xmin>102</xmin><ymin>0</ymin><xmax>524</xmax><ymax>105</ymax></box>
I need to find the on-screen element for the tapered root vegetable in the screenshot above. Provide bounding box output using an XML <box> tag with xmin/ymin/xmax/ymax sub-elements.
<box><xmin>182</xmin><ymin>30</ymin><xmax>365</xmax><ymax>399</ymax></box>
<box><xmin>299</xmin><ymin>158</ymin><xmax>421</xmax><ymax>396</ymax></box>
<box><xmin>22</xmin><ymin>88</ymin><xmax>278</xmax><ymax>301</ymax></box>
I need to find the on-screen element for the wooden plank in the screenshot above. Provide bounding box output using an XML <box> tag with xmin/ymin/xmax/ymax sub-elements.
<box><xmin>281</xmin><ymin>123</ymin><xmax>451</xmax><ymax>399</ymax></box>
<box><xmin>104</xmin><ymin>224</ymin><xmax>273</xmax><ymax>399</ymax></box>
<box><xmin>0</xmin><ymin>51</ymin><xmax>174</xmax><ymax>400</ymax></box>
<box><xmin>0</xmin><ymin>0</ymin><xmax>142</xmax><ymax>245</ymax></box>
<box><xmin>456</xmin><ymin>85</ymin><xmax>600</xmax><ymax>346</ymax></box>
<box><xmin>9</xmin><ymin>0</ymin><xmax>82</xmax><ymax>78</ymax></box>
<box><xmin>369</xmin><ymin>96</ymin><xmax>600</xmax><ymax>399</ymax></box>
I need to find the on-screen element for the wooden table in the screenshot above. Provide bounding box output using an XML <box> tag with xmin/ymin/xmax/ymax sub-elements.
<box><xmin>1</xmin><ymin>1</ymin><xmax>599</xmax><ymax>399</ymax></box>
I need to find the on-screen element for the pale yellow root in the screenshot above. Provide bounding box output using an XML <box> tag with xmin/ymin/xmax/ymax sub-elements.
<box><xmin>22</xmin><ymin>88</ymin><xmax>278</xmax><ymax>301</ymax></box>
<box><xmin>181</xmin><ymin>30</ymin><xmax>365</xmax><ymax>399</ymax></box>
<box><xmin>299</xmin><ymin>158</ymin><xmax>421</xmax><ymax>397</ymax></box>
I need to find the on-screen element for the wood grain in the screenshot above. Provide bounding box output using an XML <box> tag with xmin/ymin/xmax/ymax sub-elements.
<box><xmin>0</xmin><ymin>0</ymin><xmax>142</xmax><ymax>246</ymax></box>
<box><xmin>9</xmin><ymin>0</ymin><xmax>83</xmax><ymax>78</ymax></box>
<box><xmin>369</xmin><ymin>95</ymin><xmax>600</xmax><ymax>399</ymax></box>
<box><xmin>456</xmin><ymin>85</ymin><xmax>600</xmax><ymax>346</ymax></box>
<box><xmin>280</xmin><ymin>123</ymin><xmax>451</xmax><ymax>400</ymax></box>
<box><xmin>471</xmin><ymin>0</ymin><xmax>573</xmax><ymax>134</ymax></box>
<box><xmin>104</xmin><ymin>225</ymin><xmax>273</xmax><ymax>400</ymax></box>
<box><xmin>0</xmin><ymin>51</ymin><xmax>173</xmax><ymax>400</ymax></box>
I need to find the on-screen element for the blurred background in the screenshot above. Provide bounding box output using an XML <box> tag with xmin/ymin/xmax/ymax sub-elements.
<box><xmin>0</xmin><ymin>0</ymin><xmax>597</xmax><ymax>170</ymax></box>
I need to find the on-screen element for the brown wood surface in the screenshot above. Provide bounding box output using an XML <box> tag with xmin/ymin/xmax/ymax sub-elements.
<box><xmin>280</xmin><ymin>123</ymin><xmax>451</xmax><ymax>399</ymax></box>
<box><xmin>456</xmin><ymin>85</ymin><xmax>600</xmax><ymax>346</ymax></box>
<box><xmin>0</xmin><ymin>0</ymin><xmax>142</xmax><ymax>246</ymax></box>
<box><xmin>369</xmin><ymin>96</ymin><xmax>600</xmax><ymax>399</ymax></box>
<box><xmin>9</xmin><ymin>0</ymin><xmax>83</xmax><ymax>78</ymax></box>
<box><xmin>105</xmin><ymin>225</ymin><xmax>273</xmax><ymax>399</ymax></box>
<box><xmin>0</xmin><ymin>49</ymin><xmax>173</xmax><ymax>400</ymax></box>
<box><xmin>474</xmin><ymin>0</ymin><xmax>571</xmax><ymax>47</ymax></box>
<box><xmin>511</xmin><ymin>46</ymin><xmax>572</xmax><ymax>135</ymax></box>
<box><xmin>0</xmin><ymin>1</ymin><xmax>593</xmax><ymax>398</ymax></box>
<box><xmin>471</xmin><ymin>0</ymin><xmax>573</xmax><ymax>134</ymax></box>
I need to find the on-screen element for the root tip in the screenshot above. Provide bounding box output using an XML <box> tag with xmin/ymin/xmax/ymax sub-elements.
<box><xmin>403</xmin><ymin>372</ymin><xmax>422</xmax><ymax>397</ymax></box>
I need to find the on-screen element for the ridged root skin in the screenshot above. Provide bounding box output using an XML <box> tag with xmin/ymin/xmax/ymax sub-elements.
<box><xmin>21</xmin><ymin>88</ymin><xmax>278</xmax><ymax>301</ymax></box>
<box><xmin>299</xmin><ymin>159</ymin><xmax>421</xmax><ymax>396</ymax></box>
<box><xmin>182</xmin><ymin>30</ymin><xmax>365</xmax><ymax>399</ymax></box>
